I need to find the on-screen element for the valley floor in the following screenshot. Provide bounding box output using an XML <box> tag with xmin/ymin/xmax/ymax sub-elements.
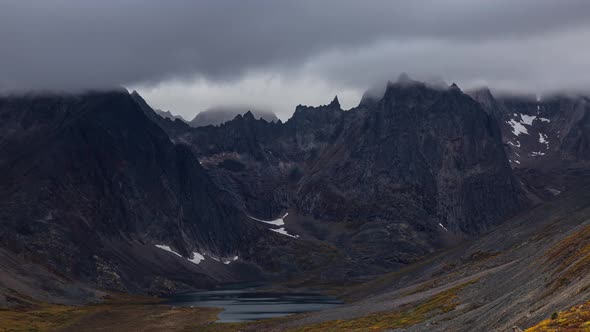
<box><xmin>0</xmin><ymin>295</ymin><xmax>221</xmax><ymax>332</ymax></box>
<box><xmin>0</xmin><ymin>276</ymin><xmax>573</xmax><ymax>332</ymax></box>
<box><xmin>1</xmin><ymin>257</ymin><xmax>588</xmax><ymax>332</ymax></box>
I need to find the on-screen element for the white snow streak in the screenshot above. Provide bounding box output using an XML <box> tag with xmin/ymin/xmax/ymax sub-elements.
<box><xmin>249</xmin><ymin>211</ymin><xmax>299</xmax><ymax>239</ymax></box>
<box><xmin>155</xmin><ymin>244</ymin><xmax>182</xmax><ymax>257</ymax></box>
<box><xmin>156</xmin><ymin>245</ymin><xmax>240</xmax><ymax>266</ymax></box>
<box><xmin>530</xmin><ymin>151</ymin><xmax>546</xmax><ymax>156</ymax></box>
<box><xmin>539</xmin><ymin>133</ymin><xmax>549</xmax><ymax>146</ymax></box>
<box><xmin>207</xmin><ymin>255</ymin><xmax>220</xmax><ymax>262</ymax></box>
<box><xmin>507</xmin><ymin>141</ymin><xmax>521</xmax><ymax>148</ymax></box>
<box><xmin>223</xmin><ymin>256</ymin><xmax>239</xmax><ymax>264</ymax></box>
<box><xmin>249</xmin><ymin>212</ymin><xmax>288</xmax><ymax>226</ymax></box>
<box><xmin>270</xmin><ymin>227</ymin><xmax>299</xmax><ymax>238</ymax></box>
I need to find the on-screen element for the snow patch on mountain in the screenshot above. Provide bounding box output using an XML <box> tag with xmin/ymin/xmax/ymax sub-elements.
<box><xmin>249</xmin><ymin>212</ymin><xmax>299</xmax><ymax>239</ymax></box>
<box><xmin>508</xmin><ymin>140</ymin><xmax>521</xmax><ymax>148</ymax></box>
<box><xmin>270</xmin><ymin>227</ymin><xmax>299</xmax><ymax>238</ymax></box>
<box><xmin>188</xmin><ymin>252</ymin><xmax>205</xmax><ymax>264</ymax></box>
<box><xmin>249</xmin><ymin>212</ymin><xmax>288</xmax><ymax>226</ymax></box>
<box><xmin>155</xmin><ymin>244</ymin><xmax>182</xmax><ymax>257</ymax></box>
<box><xmin>508</xmin><ymin>119</ymin><xmax>528</xmax><ymax>136</ymax></box>
<box><xmin>507</xmin><ymin>113</ymin><xmax>551</xmax><ymax>141</ymax></box>
<box><xmin>521</xmin><ymin>114</ymin><xmax>537</xmax><ymax>125</ymax></box>
<box><xmin>539</xmin><ymin>133</ymin><xmax>549</xmax><ymax>147</ymax></box>
<box><xmin>223</xmin><ymin>256</ymin><xmax>239</xmax><ymax>264</ymax></box>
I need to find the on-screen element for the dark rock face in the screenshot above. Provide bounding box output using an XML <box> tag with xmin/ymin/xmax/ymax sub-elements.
<box><xmin>155</xmin><ymin>109</ymin><xmax>186</xmax><ymax>122</ymax></box>
<box><xmin>178</xmin><ymin>80</ymin><xmax>526</xmax><ymax>266</ymax></box>
<box><xmin>467</xmin><ymin>88</ymin><xmax>590</xmax><ymax>203</ymax></box>
<box><xmin>296</xmin><ymin>82</ymin><xmax>522</xmax><ymax>235</ymax></box>
<box><xmin>546</xmin><ymin>96</ymin><xmax>590</xmax><ymax>161</ymax></box>
<box><xmin>0</xmin><ymin>80</ymin><xmax>530</xmax><ymax>302</ymax></box>
<box><xmin>189</xmin><ymin>107</ymin><xmax>279</xmax><ymax>127</ymax></box>
<box><xmin>0</xmin><ymin>91</ymin><xmax>263</xmax><ymax>296</ymax></box>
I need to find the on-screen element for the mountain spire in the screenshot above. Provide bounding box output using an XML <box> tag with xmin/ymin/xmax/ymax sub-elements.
<box><xmin>329</xmin><ymin>95</ymin><xmax>340</xmax><ymax>108</ymax></box>
<box><xmin>449</xmin><ymin>82</ymin><xmax>462</xmax><ymax>92</ymax></box>
<box><xmin>243</xmin><ymin>110</ymin><xmax>256</xmax><ymax>120</ymax></box>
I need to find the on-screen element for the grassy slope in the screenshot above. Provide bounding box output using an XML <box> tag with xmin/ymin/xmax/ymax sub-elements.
<box><xmin>288</xmin><ymin>280</ymin><xmax>477</xmax><ymax>332</ymax></box>
<box><xmin>0</xmin><ymin>294</ymin><xmax>221</xmax><ymax>332</ymax></box>
<box><xmin>0</xmin><ymin>277</ymin><xmax>477</xmax><ymax>332</ymax></box>
<box><xmin>526</xmin><ymin>301</ymin><xmax>590</xmax><ymax>331</ymax></box>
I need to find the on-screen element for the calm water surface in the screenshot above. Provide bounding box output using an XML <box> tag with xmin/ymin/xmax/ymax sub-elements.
<box><xmin>167</xmin><ymin>283</ymin><xmax>342</xmax><ymax>322</ymax></box>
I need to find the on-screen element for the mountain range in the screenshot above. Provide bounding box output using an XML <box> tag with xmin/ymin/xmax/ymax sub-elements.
<box><xmin>189</xmin><ymin>107</ymin><xmax>279</xmax><ymax>127</ymax></box>
<box><xmin>1</xmin><ymin>77</ymin><xmax>590</xmax><ymax>330</ymax></box>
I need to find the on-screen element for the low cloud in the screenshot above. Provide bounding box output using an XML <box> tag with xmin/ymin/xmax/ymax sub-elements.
<box><xmin>2</xmin><ymin>1</ymin><xmax>590</xmax><ymax>118</ymax></box>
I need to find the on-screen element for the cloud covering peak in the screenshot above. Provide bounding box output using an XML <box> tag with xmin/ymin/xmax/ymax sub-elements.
<box><xmin>2</xmin><ymin>0</ymin><xmax>590</xmax><ymax>119</ymax></box>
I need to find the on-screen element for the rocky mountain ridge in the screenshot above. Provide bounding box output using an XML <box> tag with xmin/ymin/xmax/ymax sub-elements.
<box><xmin>3</xmin><ymin>77</ymin><xmax>587</xmax><ymax>314</ymax></box>
<box><xmin>189</xmin><ymin>107</ymin><xmax>279</xmax><ymax>127</ymax></box>
<box><xmin>0</xmin><ymin>91</ymin><xmax>269</xmax><ymax>302</ymax></box>
<box><xmin>153</xmin><ymin>78</ymin><xmax>527</xmax><ymax>271</ymax></box>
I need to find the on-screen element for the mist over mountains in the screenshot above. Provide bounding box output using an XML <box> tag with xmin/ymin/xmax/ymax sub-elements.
<box><xmin>189</xmin><ymin>107</ymin><xmax>279</xmax><ymax>127</ymax></box>
<box><xmin>2</xmin><ymin>73</ymin><xmax>590</xmax><ymax>330</ymax></box>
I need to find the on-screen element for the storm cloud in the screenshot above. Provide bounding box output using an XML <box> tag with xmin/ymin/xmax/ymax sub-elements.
<box><xmin>2</xmin><ymin>0</ymin><xmax>590</xmax><ymax>119</ymax></box>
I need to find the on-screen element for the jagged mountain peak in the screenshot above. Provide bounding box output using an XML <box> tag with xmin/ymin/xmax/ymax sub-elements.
<box><xmin>190</xmin><ymin>107</ymin><xmax>278</xmax><ymax>127</ymax></box>
<box><xmin>228</xmin><ymin>110</ymin><xmax>267</xmax><ymax>124</ymax></box>
<box><xmin>243</xmin><ymin>110</ymin><xmax>256</xmax><ymax>120</ymax></box>
<box><xmin>185</xmin><ymin>78</ymin><xmax>524</xmax><ymax>237</ymax></box>
<box><xmin>329</xmin><ymin>95</ymin><xmax>340</xmax><ymax>108</ymax></box>
<box><xmin>154</xmin><ymin>109</ymin><xmax>186</xmax><ymax>122</ymax></box>
<box><xmin>293</xmin><ymin>96</ymin><xmax>344</xmax><ymax>116</ymax></box>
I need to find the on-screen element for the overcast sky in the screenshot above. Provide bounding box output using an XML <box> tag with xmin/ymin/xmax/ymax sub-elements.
<box><xmin>2</xmin><ymin>1</ymin><xmax>590</xmax><ymax>120</ymax></box>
